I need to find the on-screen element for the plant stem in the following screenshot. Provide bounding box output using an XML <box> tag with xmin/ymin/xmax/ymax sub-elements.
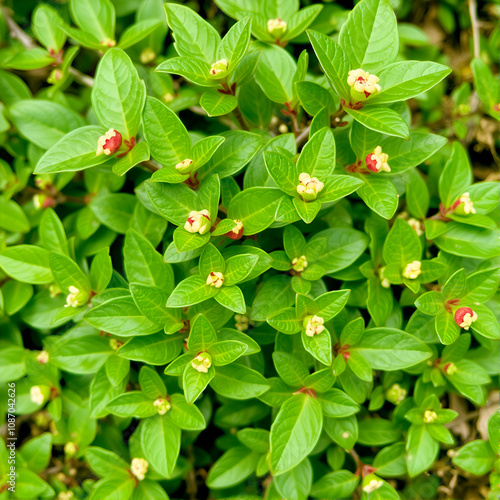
<box><xmin>468</xmin><ymin>0</ymin><xmax>481</xmax><ymax>60</ymax></box>
<box><xmin>232</xmin><ymin>106</ymin><xmax>249</xmax><ymax>131</ymax></box>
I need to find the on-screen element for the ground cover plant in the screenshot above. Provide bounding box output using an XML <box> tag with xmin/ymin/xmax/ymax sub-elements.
<box><xmin>0</xmin><ymin>0</ymin><xmax>499</xmax><ymax>498</ymax></box>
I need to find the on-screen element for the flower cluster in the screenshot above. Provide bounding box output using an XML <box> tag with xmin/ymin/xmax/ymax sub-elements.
<box><xmin>303</xmin><ymin>315</ymin><xmax>325</xmax><ymax>337</ymax></box>
<box><xmin>403</xmin><ymin>261</ymin><xmax>422</xmax><ymax>280</ymax></box>
<box><xmin>185</xmin><ymin>210</ymin><xmax>211</xmax><ymax>235</ymax></box>
<box><xmin>130</xmin><ymin>458</ymin><xmax>149</xmax><ymax>481</ymax></box>
<box><xmin>365</xmin><ymin>146</ymin><xmax>391</xmax><ymax>173</ymax></box>
<box><xmin>206</xmin><ymin>271</ymin><xmax>224</xmax><ymax>288</ymax></box>
<box><xmin>347</xmin><ymin>69</ymin><xmax>381</xmax><ymax>99</ymax></box>
<box><xmin>192</xmin><ymin>353</ymin><xmax>212</xmax><ymax>373</ymax></box>
<box><xmin>296</xmin><ymin>173</ymin><xmax>324</xmax><ymax>201</ymax></box>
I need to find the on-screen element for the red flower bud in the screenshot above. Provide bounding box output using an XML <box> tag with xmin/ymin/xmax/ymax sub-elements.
<box><xmin>96</xmin><ymin>129</ymin><xmax>123</xmax><ymax>156</ymax></box>
<box><xmin>365</xmin><ymin>154</ymin><xmax>379</xmax><ymax>172</ymax></box>
<box><xmin>454</xmin><ymin>307</ymin><xmax>478</xmax><ymax>330</ymax></box>
<box><xmin>226</xmin><ymin>220</ymin><xmax>244</xmax><ymax>240</ymax></box>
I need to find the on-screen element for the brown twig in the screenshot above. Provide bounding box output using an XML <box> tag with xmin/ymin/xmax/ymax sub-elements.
<box><xmin>232</xmin><ymin>106</ymin><xmax>249</xmax><ymax>131</ymax></box>
<box><xmin>295</xmin><ymin>125</ymin><xmax>310</xmax><ymax>148</ymax></box>
<box><xmin>1</xmin><ymin>6</ymin><xmax>94</xmax><ymax>87</ymax></box>
<box><xmin>141</xmin><ymin>160</ymin><xmax>160</xmax><ymax>172</ymax></box>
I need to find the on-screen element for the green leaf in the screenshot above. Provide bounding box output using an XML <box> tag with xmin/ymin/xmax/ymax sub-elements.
<box><xmin>209</xmin><ymin>341</ymin><xmax>247</xmax><ymax>366</ymax></box>
<box><xmin>383</xmin><ymin>132</ymin><xmax>447</xmax><ymax>174</ymax></box>
<box><xmin>217</xmin><ymin>16</ymin><xmax>252</xmax><ymax>69</ymax></box>
<box><xmin>107</xmin><ymin>391</ymin><xmax>156</xmax><ymax>418</ymax></box>
<box><xmin>464</xmin><ymin>268</ymin><xmax>500</xmax><ymax>302</ymax></box>
<box><xmin>200</xmin><ymin>91</ymin><xmax>238</xmax><ymax>117</ymax></box>
<box><xmin>198</xmin><ymin>130</ymin><xmax>263</xmax><ymax>180</ymax></box>
<box><xmin>206</xmin><ymin>446</ymin><xmax>261</xmax><ymax>489</ymax></box>
<box><xmin>228</xmin><ymin>187</ymin><xmax>285</xmax><ymax>235</ymax></box>
<box><xmin>297</xmin><ymin>127</ymin><xmax>336</xmax><ymax>177</ymax></box>
<box><xmin>86</xmin><ymin>446</ymin><xmax>129</xmax><ymax>477</ymax></box>
<box><xmin>142</xmin><ymin>414</ymin><xmax>181</xmax><ymax>478</ymax></box>
<box><xmin>0</xmin><ymin>199</ymin><xmax>30</xmax><ymax>233</ymax></box>
<box><xmin>383</xmin><ymin>218</ymin><xmax>421</xmax><ymax>266</ymax></box>
<box><xmin>183</xmin><ymin>364</ymin><xmax>215</xmax><ymax>403</ymax></box>
<box><xmin>415</xmin><ymin>291</ymin><xmax>444</xmax><ymax>316</ymax></box>
<box><xmin>139</xmin><ymin>365</ymin><xmax>166</xmax><ymax>399</ymax></box>
<box><xmin>49</xmin><ymin>251</ymin><xmax>91</xmax><ymax>294</ymax></box>
<box><xmin>435</xmin><ymin>309</ymin><xmax>460</xmax><ymax>345</ymax></box>
<box><xmin>338</xmin><ymin>0</ymin><xmax>398</xmax><ymax>72</ymax></box>
<box><xmin>9</xmin><ymin>100</ymin><xmax>86</xmax><ymax>150</ymax></box>
<box><xmin>92</xmin><ymin>48</ymin><xmax>146</xmax><ymax>139</ymax></box>
<box><xmin>118</xmin><ymin>19</ymin><xmax>162</xmax><ymax>50</ymax></box>
<box><xmin>318</xmin><ymin>389</ymin><xmax>359</xmax><ymax>418</ymax></box>
<box><xmin>5</xmin><ymin>48</ymin><xmax>54</xmax><ymax>70</ymax></box>
<box><xmin>215</xmin><ymin>285</ymin><xmax>246</xmax><ymax>313</ymax></box>
<box><xmin>406</xmin><ymin>424</ymin><xmax>439</xmax><ymax>477</ymax></box>
<box><xmin>69</xmin><ymin>0</ymin><xmax>115</xmax><ymax>44</ymax></box>
<box><xmin>311</xmin><ymin>470</ymin><xmax>359</xmax><ymax>499</ymax></box>
<box><xmin>307</xmin><ymin>228</ymin><xmax>369</xmax><ymax>274</ymax></box>
<box><xmin>471</xmin><ymin>58</ymin><xmax>500</xmax><ymax>118</ymax></box>
<box><xmin>173</xmin><ymin>227</ymin><xmax>210</xmax><ymax>252</ymax></box>
<box><xmin>210</xmin><ymin>364</ymin><xmax>270</xmax><ymax>400</ymax></box>
<box><xmin>164</xmin><ymin>3</ymin><xmax>220</xmax><ymax>65</ymax></box>
<box><xmin>357</xmin><ymin>175</ymin><xmax>399</xmax><ymax>219</ymax></box>
<box><xmin>270</xmin><ymin>393</ymin><xmax>323</xmax><ymax>475</ymax></box>
<box><xmin>438</xmin><ymin>142</ymin><xmax>472</xmax><ymax>209</ymax></box>
<box><xmin>302</xmin><ymin>328</ymin><xmax>332</xmax><ymax>365</ymax></box>
<box><xmin>307</xmin><ymin>30</ymin><xmax>350</xmax><ymax>99</ymax></box>
<box><xmin>268</xmin><ymin>308</ymin><xmax>301</xmax><ymax>334</ymax></box>
<box><xmin>90</xmin><ymin>193</ymin><xmax>136</xmax><ymax>233</ymax></box>
<box><xmin>35</xmin><ymin>125</ymin><xmax>109</xmax><ymax>174</ymax></box>
<box><xmin>155</xmin><ymin>57</ymin><xmax>215</xmax><ymax>87</ymax></box>
<box><xmin>145</xmin><ymin>181</ymin><xmax>197</xmax><ymax>226</ymax></box>
<box><xmin>275</xmin><ymin>462</ymin><xmax>314</xmax><ymax>500</ymax></box>
<box><xmin>434</xmin><ymin>223</ymin><xmax>500</xmax><ymax>260</ymax></box>
<box><xmin>119</xmin><ymin>332</ymin><xmax>183</xmax><ymax>365</ymax></box>
<box><xmin>51</xmin><ymin>328</ymin><xmax>112</xmax><ymax>374</ymax></box>
<box><xmin>224</xmin><ymin>254</ymin><xmax>259</xmax><ymax>285</ymax></box>
<box><xmin>0</xmin><ymin>346</ymin><xmax>26</xmax><ymax>383</ymax></box>
<box><xmin>351</xmin><ymin>328</ymin><xmax>431</xmax><ymax>369</ymax></box>
<box><xmin>130</xmin><ymin>283</ymin><xmax>176</xmax><ymax>325</ymax></box>
<box><xmin>453</xmin><ymin>440</ymin><xmax>497</xmax><ymax>476</ymax></box>
<box><xmin>168</xmin><ymin>393</ymin><xmax>206</xmax><ymax>430</ymax></box>
<box><xmin>124</xmin><ymin>229</ymin><xmax>174</xmax><ymax>292</ymax></box>
<box><xmin>358</xmin><ymin>418</ymin><xmax>401</xmax><ymax>445</ymax></box>
<box><xmin>188</xmin><ymin>313</ymin><xmax>217</xmax><ymax>352</ymax></box>
<box><xmin>167</xmin><ymin>275</ymin><xmax>218</xmax><ymax>308</ymax></box>
<box><xmin>344</xmin><ymin>106</ymin><xmax>410</xmax><ymax>139</ymax></box>
<box><xmin>143</xmin><ymin>96</ymin><xmax>190</xmax><ymax>167</ymax></box>
<box><xmin>293</xmin><ymin>198</ymin><xmax>321</xmax><ymax>224</ymax></box>
<box><xmin>406</xmin><ymin>168</ymin><xmax>430</xmax><ymax>218</ymax></box>
<box><xmin>113</xmin><ymin>141</ymin><xmax>150</xmax><ymax>176</ymax></box>
<box><xmin>255</xmin><ymin>44</ymin><xmax>296</xmax><ymax>104</ymax></box>
<box><xmin>368</xmin><ymin>61</ymin><xmax>451</xmax><ymax>104</ymax></box>
<box><xmin>32</xmin><ymin>4</ymin><xmax>66</xmax><ymax>51</ymax></box>
<box><xmin>273</xmin><ymin>351</ymin><xmax>308</xmax><ymax>387</ymax></box>
<box><xmin>0</xmin><ymin>245</ymin><xmax>53</xmax><ymax>284</ymax></box>
<box><xmin>84</xmin><ymin>296</ymin><xmax>162</xmax><ymax>336</ymax></box>
<box><xmin>295</xmin><ymin>81</ymin><xmax>335</xmax><ymax>116</ymax></box>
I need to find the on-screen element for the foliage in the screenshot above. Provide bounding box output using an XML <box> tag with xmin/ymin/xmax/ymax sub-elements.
<box><xmin>0</xmin><ymin>0</ymin><xmax>499</xmax><ymax>499</ymax></box>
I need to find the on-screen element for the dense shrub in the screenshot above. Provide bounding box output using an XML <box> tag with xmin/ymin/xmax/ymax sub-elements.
<box><xmin>0</xmin><ymin>0</ymin><xmax>499</xmax><ymax>499</ymax></box>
